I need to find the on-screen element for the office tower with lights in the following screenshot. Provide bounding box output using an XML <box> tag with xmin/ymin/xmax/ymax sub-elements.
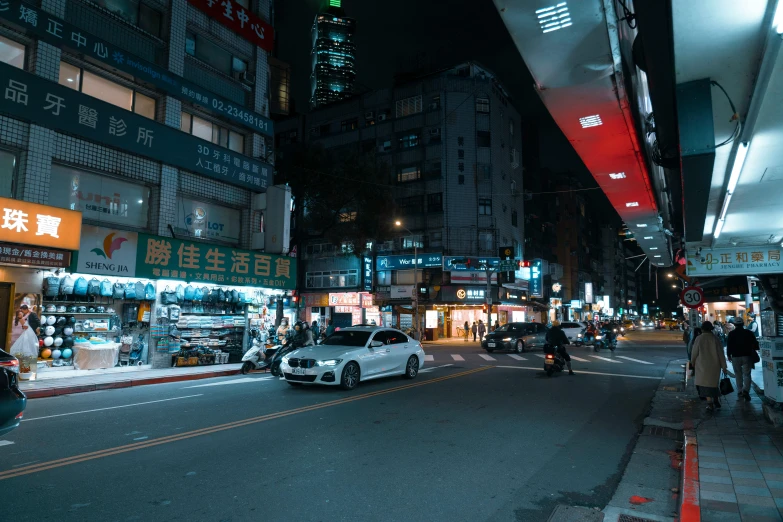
<box><xmin>310</xmin><ymin>0</ymin><xmax>356</xmax><ymax>108</ymax></box>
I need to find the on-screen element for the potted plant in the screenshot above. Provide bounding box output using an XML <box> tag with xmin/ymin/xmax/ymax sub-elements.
<box><xmin>19</xmin><ymin>359</ymin><xmax>33</xmax><ymax>380</ymax></box>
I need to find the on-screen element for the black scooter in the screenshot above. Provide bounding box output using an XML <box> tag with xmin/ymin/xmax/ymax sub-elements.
<box><xmin>543</xmin><ymin>343</ymin><xmax>566</xmax><ymax>376</ymax></box>
<box><xmin>269</xmin><ymin>338</ymin><xmax>303</xmax><ymax>377</ymax></box>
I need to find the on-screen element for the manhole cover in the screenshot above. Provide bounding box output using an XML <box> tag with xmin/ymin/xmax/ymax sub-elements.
<box><xmin>618</xmin><ymin>515</ymin><xmax>658</xmax><ymax>522</ymax></box>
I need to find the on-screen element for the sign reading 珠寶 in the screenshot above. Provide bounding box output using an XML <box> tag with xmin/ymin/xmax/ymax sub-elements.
<box><xmin>188</xmin><ymin>0</ymin><xmax>274</xmax><ymax>52</ymax></box>
<box><xmin>0</xmin><ymin>0</ymin><xmax>273</xmax><ymax>137</ymax></box>
<box><xmin>0</xmin><ymin>62</ymin><xmax>270</xmax><ymax>191</ymax></box>
<box><xmin>0</xmin><ymin>196</ymin><xmax>82</xmax><ymax>250</ymax></box>
<box><xmin>136</xmin><ymin>234</ymin><xmax>296</xmax><ymax>289</ymax></box>
<box><xmin>686</xmin><ymin>246</ymin><xmax>783</xmax><ymax>277</ymax></box>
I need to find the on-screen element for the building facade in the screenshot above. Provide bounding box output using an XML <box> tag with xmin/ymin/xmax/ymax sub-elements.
<box><xmin>309</xmin><ymin>0</ymin><xmax>355</xmax><ymax>109</ymax></box>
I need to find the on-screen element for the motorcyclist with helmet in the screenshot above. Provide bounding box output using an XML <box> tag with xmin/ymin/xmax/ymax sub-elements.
<box><xmin>546</xmin><ymin>320</ymin><xmax>574</xmax><ymax>375</ymax></box>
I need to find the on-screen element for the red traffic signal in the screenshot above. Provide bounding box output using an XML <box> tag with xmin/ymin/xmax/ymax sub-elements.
<box><xmin>517</xmin><ymin>260</ymin><xmax>530</xmax><ymax>268</ymax></box>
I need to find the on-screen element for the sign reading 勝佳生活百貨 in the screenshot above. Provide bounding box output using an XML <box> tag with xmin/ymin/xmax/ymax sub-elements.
<box><xmin>0</xmin><ymin>0</ymin><xmax>273</xmax><ymax>137</ymax></box>
<box><xmin>135</xmin><ymin>234</ymin><xmax>296</xmax><ymax>290</ymax></box>
<box><xmin>0</xmin><ymin>61</ymin><xmax>270</xmax><ymax>191</ymax></box>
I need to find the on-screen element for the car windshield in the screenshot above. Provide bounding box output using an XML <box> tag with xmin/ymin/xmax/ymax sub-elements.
<box><xmin>321</xmin><ymin>330</ymin><xmax>372</xmax><ymax>347</ymax></box>
<box><xmin>494</xmin><ymin>324</ymin><xmax>512</xmax><ymax>332</ymax></box>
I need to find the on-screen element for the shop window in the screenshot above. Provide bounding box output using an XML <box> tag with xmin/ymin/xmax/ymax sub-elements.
<box><xmin>93</xmin><ymin>0</ymin><xmax>163</xmax><ymax>37</ymax></box>
<box><xmin>397</xmin><ymin>166</ymin><xmax>421</xmax><ymax>183</ymax></box>
<box><xmin>0</xmin><ymin>149</ymin><xmax>17</xmax><ymax>198</ymax></box>
<box><xmin>58</xmin><ymin>62</ymin><xmax>156</xmax><ymax>119</ymax></box>
<box><xmin>186</xmin><ymin>31</ymin><xmax>249</xmax><ymax>77</ymax></box>
<box><xmin>181</xmin><ymin>111</ymin><xmax>244</xmax><ymax>153</ymax></box>
<box><xmin>306</xmin><ymin>270</ymin><xmax>359</xmax><ymax>289</ymax></box>
<box><xmin>398</xmin><ymin>133</ymin><xmax>420</xmax><ymax>149</ymax></box>
<box><xmin>427</xmin><ymin>192</ymin><xmax>443</xmax><ymax>212</ymax></box>
<box><xmin>476</xmin><ymin>97</ymin><xmax>490</xmax><ymax>113</ymax></box>
<box><xmin>479</xmin><ymin>198</ymin><xmax>492</xmax><ymax>215</ymax></box>
<box><xmin>477</xmin><ymin>131</ymin><xmax>491</xmax><ymax>148</ymax></box>
<box><xmin>0</xmin><ymin>35</ymin><xmax>25</xmax><ymax>69</ymax></box>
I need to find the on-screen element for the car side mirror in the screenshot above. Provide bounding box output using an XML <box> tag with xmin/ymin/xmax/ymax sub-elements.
<box><xmin>370</xmin><ymin>340</ymin><xmax>383</xmax><ymax>348</ymax></box>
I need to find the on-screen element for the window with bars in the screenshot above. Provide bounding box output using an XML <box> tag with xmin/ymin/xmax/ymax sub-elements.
<box><xmin>479</xmin><ymin>198</ymin><xmax>492</xmax><ymax>215</ymax></box>
<box><xmin>306</xmin><ymin>270</ymin><xmax>359</xmax><ymax>288</ymax></box>
<box><xmin>395</xmin><ymin>95</ymin><xmax>422</xmax><ymax>118</ymax></box>
<box><xmin>476</xmin><ymin>97</ymin><xmax>490</xmax><ymax>113</ymax></box>
<box><xmin>59</xmin><ymin>62</ymin><xmax>156</xmax><ymax>119</ymax></box>
<box><xmin>181</xmin><ymin>112</ymin><xmax>244</xmax><ymax>153</ymax></box>
<box><xmin>479</xmin><ymin>231</ymin><xmax>494</xmax><ymax>251</ymax></box>
<box><xmin>397</xmin><ymin>166</ymin><xmax>421</xmax><ymax>183</ymax></box>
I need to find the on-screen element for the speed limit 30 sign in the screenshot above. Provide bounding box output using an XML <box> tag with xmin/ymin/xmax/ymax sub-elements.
<box><xmin>680</xmin><ymin>286</ymin><xmax>705</xmax><ymax>308</ymax></box>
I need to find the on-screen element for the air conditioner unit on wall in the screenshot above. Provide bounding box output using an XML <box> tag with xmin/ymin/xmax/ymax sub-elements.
<box><xmin>378</xmin><ymin>113</ymin><xmax>387</xmax><ymax>121</ymax></box>
<box><xmin>429</xmin><ymin>128</ymin><xmax>440</xmax><ymax>137</ymax></box>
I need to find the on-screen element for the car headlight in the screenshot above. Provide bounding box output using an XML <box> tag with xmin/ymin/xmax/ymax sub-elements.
<box><xmin>577</xmin><ymin>334</ymin><xmax>582</xmax><ymax>338</ymax></box>
<box><xmin>282</xmin><ymin>356</ymin><xmax>290</xmax><ymax>364</ymax></box>
<box><xmin>316</xmin><ymin>359</ymin><xmax>342</xmax><ymax>367</ymax></box>
<box><xmin>613</xmin><ymin>329</ymin><xmax>617</xmax><ymax>333</ymax></box>
<box><xmin>502</xmin><ymin>337</ymin><xmax>512</xmax><ymax>342</ymax></box>
<box><xmin>595</xmin><ymin>335</ymin><xmax>603</xmax><ymax>340</ymax></box>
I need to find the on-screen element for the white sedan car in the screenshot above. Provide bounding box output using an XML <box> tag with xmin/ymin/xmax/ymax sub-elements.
<box><xmin>280</xmin><ymin>326</ymin><xmax>426</xmax><ymax>390</ymax></box>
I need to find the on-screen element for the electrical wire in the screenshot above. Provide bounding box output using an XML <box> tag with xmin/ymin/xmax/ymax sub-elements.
<box><xmin>617</xmin><ymin>0</ymin><xmax>637</xmax><ymax>29</ymax></box>
<box><xmin>710</xmin><ymin>80</ymin><xmax>741</xmax><ymax>148</ymax></box>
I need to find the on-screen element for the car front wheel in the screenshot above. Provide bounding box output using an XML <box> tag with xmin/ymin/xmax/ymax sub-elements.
<box><xmin>340</xmin><ymin>362</ymin><xmax>360</xmax><ymax>390</ymax></box>
<box><xmin>404</xmin><ymin>355</ymin><xmax>419</xmax><ymax>379</ymax></box>
<box><xmin>515</xmin><ymin>340</ymin><xmax>525</xmax><ymax>353</ymax></box>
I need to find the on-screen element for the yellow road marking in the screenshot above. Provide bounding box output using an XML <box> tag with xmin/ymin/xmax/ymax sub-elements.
<box><xmin>0</xmin><ymin>366</ymin><xmax>490</xmax><ymax>481</ymax></box>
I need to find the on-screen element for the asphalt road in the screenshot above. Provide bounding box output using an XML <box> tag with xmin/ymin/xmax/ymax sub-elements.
<box><xmin>0</xmin><ymin>329</ymin><xmax>685</xmax><ymax>522</ymax></box>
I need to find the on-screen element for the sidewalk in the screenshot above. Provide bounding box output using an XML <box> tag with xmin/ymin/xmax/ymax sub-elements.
<box><xmin>19</xmin><ymin>364</ymin><xmax>241</xmax><ymax>399</ymax></box>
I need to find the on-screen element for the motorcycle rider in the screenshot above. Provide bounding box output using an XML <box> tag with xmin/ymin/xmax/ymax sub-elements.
<box><xmin>546</xmin><ymin>320</ymin><xmax>574</xmax><ymax>375</ymax></box>
<box><xmin>301</xmin><ymin>321</ymin><xmax>316</xmax><ymax>346</ymax></box>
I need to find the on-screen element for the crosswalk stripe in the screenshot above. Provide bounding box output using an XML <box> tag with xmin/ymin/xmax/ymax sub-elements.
<box><xmin>451</xmin><ymin>354</ymin><xmax>465</xmax><ymax>361</ymax></box>
<box><xmin>479</xmin><ymin>354</ymin><xmax>496</xmax><ymax>361</ymax></box>
<box><xmin>617</xmin><ymin>356</ymin><xmax>653</xmax><ymax>365</ymax></box>
<box><xmin>569</xmin><ymin>355</ymin><xmax>590</xmax><ymax>362</ymax></box>
<box><xmin>507</xmin><ymin>354</ymin><xmax>526</xmax><ymax>361</ymax></box>
<box><xmin>424</xmin><ymin>354</ymin><xmax>434</xmax><ymax>362</ymax></box>
<box><xmin>590</xmin><ymin>355</ymin><xmax>622</xmax><ymax>363</ymax></box>
<box><xmin>533</xmin><ymin>353</ymin><xmax>546</xmax><ymax>359</ymax></box>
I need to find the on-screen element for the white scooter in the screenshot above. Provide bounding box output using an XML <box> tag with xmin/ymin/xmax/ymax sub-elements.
<box><xmin>240</xmin><ymin>330</ymin><xmax>280</xmax><ymax>374</ymax></box>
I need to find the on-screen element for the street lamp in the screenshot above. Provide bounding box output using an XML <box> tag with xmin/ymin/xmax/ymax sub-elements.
<box><xmin>395</xmin><ymin>220</ymin><xmax>419</xmax><ymax>340</ymax></box>
<box><xmin>671</xmin><ymin>284</ymin><xmax>678</xmax><ymax>289</ymax></box>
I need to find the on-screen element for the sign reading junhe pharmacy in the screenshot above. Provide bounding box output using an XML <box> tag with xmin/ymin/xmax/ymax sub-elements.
<box><xmin>136</xmin><ymin>234</ymin><xmax>295</xmax><ymax>289</ymax></box>
<box><xmin>75</xmin><ymin>225</ymin><xmax>139</xmax><ymax>277</ymax></box>
<box><xmin>0</xmin><ymin>196</ymin><xmax>82</xmax><ymax>250</ymax></box>
<box><xmin>187</xmin><ymin>0</ymin><xmax>274</xmax><ymax>52</ymax></box>
<box><xmin>0</xmin><ymin>0</ymin><xmax>273</xmax><ymax>137</ymax></box>
<box><xmin>0</xmin><ymin>62</ymin><xmax>270</xmax><ymax>191</ymax></box>
<box><xmin>686</xmin><ymin>246</ymin><xmax>783</xmax><ymax>277</ymax></box>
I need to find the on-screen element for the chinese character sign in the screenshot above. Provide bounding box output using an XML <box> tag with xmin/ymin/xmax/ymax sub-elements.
<box><xmin>0</xmin><ymin>196</ymin><xmax>81</xmax><ymax>250</ymax></box>
<box><xmin>135</xmin><ymin>233</ymin><xmax>296</xmax><ymax>289</ymax></box>
<box><xmin>188</xmin><ymin>0</ymin><xmax>273</xmax><ymax>51</ymax></box>
<box><xmin>686</xmin><ymin>246</ymin><xmax>783</xmax><ymax>277</ymax></box>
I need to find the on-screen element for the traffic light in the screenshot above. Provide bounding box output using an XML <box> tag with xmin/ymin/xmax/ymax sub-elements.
<box><xmin>465</xmin><ymin>258</ymin><xmax>472</xmax><ymax>269</ymax></box>
<box><xmin>517</xmin><ymin>260</ymin><xmax>530</xmax><ymax>268</ymax></box>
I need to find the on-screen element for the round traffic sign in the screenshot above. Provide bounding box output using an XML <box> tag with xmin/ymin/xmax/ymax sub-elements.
<box><xmin>680</xmin><ymin>287</ymin><xmax>704</xmax><ymax>308</ymax></box>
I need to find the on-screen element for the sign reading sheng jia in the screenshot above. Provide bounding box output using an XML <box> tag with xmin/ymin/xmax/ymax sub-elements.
<box><xmin>188</xmin><ymin>0</ymin><xmax>274</xmax><ymax>52</ymax></box>
<box><xmin>686</xmin><ymin>246</ymin><xmax>783</xmax><ymax>277</ymax></box>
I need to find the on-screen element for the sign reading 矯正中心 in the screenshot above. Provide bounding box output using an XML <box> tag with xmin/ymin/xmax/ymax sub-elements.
<box><xmin>0</xmin><ymin>196</ymin><xmax>82</xmax><ymax>250</ymax></box>
<box><xmin>187</xmin><ymin>0</ymin><xmax>274</xmax><ymax>52</ymax></box>
<box><xmin>0</xmin><ymin>0</ymin><xmax>273</xmax><ymax>136</ymax></box>
<box><xmin>686</xmin><ymin>246</ymin><xmax>783</xmax><ymax>277</ymax></box>
<box><xmin>0</xmin><ymin>241</ymin><xmax>71</xmax><ymax>267</ymax></box>
<box><xmin>0</xmin><ymin>61</ymin><xmax>270</xmax><ymax>191</ymax></box>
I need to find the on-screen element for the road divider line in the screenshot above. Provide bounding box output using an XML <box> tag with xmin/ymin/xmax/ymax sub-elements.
<box><xmin>0</xmin><ymin>367</ymin><xmax>490</xmax><ymax>481</ymax></box>
<box><xmin>590</xmin><ymin>355</ymin><xmax>622</xmax><ymax>363</ymax></box>
<box><xmin>494</xmin><ymin>365</ymin><xmax>661</xmax><ymax>380</ymax></box>
<box><xmin>21</xmin><ymin>394</ymin><xmax>205</xmax><ymax>422</ymax></box>
<box><xmin>617</xmin><ymin>356</ymin><xmax>654</xmax><ymax>365</ymax></box>
<box><xmin>451</xmin><ymin>354</ymin><xmax>464</xmax><ymax>361</ymax></box>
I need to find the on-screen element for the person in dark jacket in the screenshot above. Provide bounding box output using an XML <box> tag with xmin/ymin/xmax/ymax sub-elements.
<box><xmin>545</xmin><ymin>321</ymin><xmax>574</xmax><ymax>375</ymax></box>
<box><xmin>726</xmin><ymin>317</ymin><xmax>760</xmax><ymax>401</ymax></box>
<box><xmin>471</xmin><ymin>322</ymin><xmax>478</xmax><ymax>342</ymax></box>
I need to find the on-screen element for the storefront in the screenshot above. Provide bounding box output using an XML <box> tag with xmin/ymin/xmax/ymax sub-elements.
<box><xmin>327</xmin><ymin>292</ymin><xmax>376</xmax><ymax>328</ymax></box>
<box><xmin>434</xmin><ymin>285</ymin><xmax>494</xmax><ymax>339</ymax></box>
<box><xmin>497</xmin><ymin>288</ymin><xmax>531</xmax><ymax>324</ymax></box>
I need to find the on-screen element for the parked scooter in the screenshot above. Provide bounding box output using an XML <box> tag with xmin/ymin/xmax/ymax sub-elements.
<box><xmin>543</xmin><ymin>344</ymin><xmax>566</xmax><ymax>376</ymax></box>
<box><xmin>240</xmin><ymin>328</ymin><xmax>280</xmax><ymax>374</ymax></box>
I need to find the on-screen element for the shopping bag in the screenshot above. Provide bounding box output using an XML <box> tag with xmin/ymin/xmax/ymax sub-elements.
<box><xmin>720</xmin><ymin>370</ymin><xmax>734</xmax><ymax>395</ymax></box>
<box><xmin>10</xmin><ymin>327</ymin><xmax>39</xmax><ymax>359</ymax></box>
<box><xmin>752</xmin><ymin>350</ymin><xmax>761</xmax><ymax>364</ymax></box>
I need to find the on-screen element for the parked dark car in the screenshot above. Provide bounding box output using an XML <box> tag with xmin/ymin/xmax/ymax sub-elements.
<box><xmin>481</xmin><ymin>322</ymin><xmax>548</xmax><ymax>353</ymax></box>
<box><xmin>0</xmin><ymin>348</ymin><xmax>27</xmax><ymax>437</ymax></box>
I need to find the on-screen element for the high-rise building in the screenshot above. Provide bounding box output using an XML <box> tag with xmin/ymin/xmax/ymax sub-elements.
<box><xmin>310</xmin><ymin>0</ymin><xmax>356</xmax><ymax>109</ymax></box>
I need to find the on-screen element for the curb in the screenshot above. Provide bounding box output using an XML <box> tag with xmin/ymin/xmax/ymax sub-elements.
<box><xmin>22</xmin><ymin>368</ymin><xmax>240</xmax><ymax>399</ymax></box>
<box><xmin>680</xmin><ymin>430</ymin><xmax>700</xmax><ymax>522</ymax></box>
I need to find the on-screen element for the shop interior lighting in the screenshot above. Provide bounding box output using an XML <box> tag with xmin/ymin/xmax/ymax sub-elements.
<box><xmin>609</xmin><ymin>172</ymin><xmax>626</xmax><ymax>179</ymax></box>
<box><xmin>714</xmin><ymin>141</ymin><xmax>749</xmax><ymax>239</ymax></box>
<box><xmin>653</xmin><ymin>255</ymin><xmax>661</xmax><ymax>258</ymax></box>
<box><xmin>649</xmin><ymin>247</ymin><xmax>658</xmax><ymax>250</ymax></box>
<box><xmin>636</xmin><ymin>224</ymin><xmax>647</xmax><ymax>228</ymax></box>
<box><xmin>775</xmin><ymin>0</ymin><xmax>783</xmax><ymax>34</ymax></box>
<box><xmin>714</xmin><ymin>218</ymin><xmax>725</xmax><ymax>239</ymax></box>
<box><xmin>643</xmin><ymin>236</ymin><xmax>653</xmax><ymax>240</ymax></box>
<box><xmin>625</xmin><ymin>202</ymin><xmax>639</xmax><ymax>207</ymax></box>
<box><xmin>579</xmin><ymin>114</ymin><xmax>602</xmax><ymax>128</ymax></box>
<box><xmin>537</xmin><ymin>2</ymin><xmax>572</xmax><ymax>33</ymax></box>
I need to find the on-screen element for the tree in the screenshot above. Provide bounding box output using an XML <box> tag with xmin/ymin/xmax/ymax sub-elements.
<box><xmin>276</xmin><ymin>143</ymin><xmax>396</xmax><ymax>255</ymax></box>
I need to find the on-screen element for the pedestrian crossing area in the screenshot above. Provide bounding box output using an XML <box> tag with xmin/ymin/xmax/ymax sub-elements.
<box><xmin>422</xmin><ymin>352</ymin><xmax>658</xmax><ymax>366</ymax></box>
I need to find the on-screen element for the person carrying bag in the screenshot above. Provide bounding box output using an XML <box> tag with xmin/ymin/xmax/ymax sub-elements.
<box><xmin>690</xmin><ymin>321</ymin><xmax>728</xmax><ymax>412</ymax></box>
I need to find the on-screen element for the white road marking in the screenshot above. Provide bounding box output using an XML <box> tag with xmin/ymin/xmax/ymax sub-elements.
<box><xmin>533</xmin><ymin>354</ymin><xmax>547</xmax><ymax>359</ymax></box>
<box><xmin>479</xmin><ymin>354</ymin><xmax>496</xmax><ymax>361</ymax></box>
<box><xmin>451</xmin><ymin>354</ymin><xmax>465</xmax><ymax>361</ymax></box>
<box><xmin>22</xmin><ymin>394</ymin><xmax>205</xmax><ymax>422</ymax></box>
<box><xmin>495</xmin><ymin>366</ymin><xmax>661</xmax><ymax>380</ymax></box>
<box><xmin>184</xmin><ymin>377</ymin><xmax>271</xmax><ymax>388</ymax></box>
<box><xmin>424</xmin><ymin>354</ymin><xmax>434</xmax><ymax>362</ymax></box>
<box><xmin>589</xmin><ymin>355</ymin><xmax>622</xmax><ymax>363</ymax></box>
<box><xmin>569</xmin><ymin>355</ymin><xmax>590</xmax><ymax>362</ymax></box>
<box><xmin>617</xmin><ymin>356</ymin><xmax>654</xmax><ymax>365</ymax></box>
<box><xmin>507</xmin><ymin>354</ymin><xmax>526</xmax><ymax>361</ymax></box>
<box><xmin>420</xmin><ymin>364</ymin><xmax>454</xmax><ymax>373</ymax></box>
<box><xmin>0</xmin><ymin>440</ymin><xmax>14</xmax><ymax>447</ymax></box>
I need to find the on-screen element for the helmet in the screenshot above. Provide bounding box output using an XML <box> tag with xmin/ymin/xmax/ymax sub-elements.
<box><xmin>63</xmin><ymin>326</ymin><xmax>74</xmax><ymax>336</ymax></box>
<box><xmin>39</xmin><ymin>338</ymin><xmax>44</xmax><ymax>348</ymax></box>
<box><xmin>43</xmin><ymin>336</ymin><xmax>54</xmax><ymax>347</ymax></box>
<box><xmin>106</xmin><ymin>307</ymin><xmax>115</xmax><ymax>314</ymax></box>
<box><xmin>56</xmin><ymin>305</ymin><xmax>67</xmax><ymax>313</ymax></box>
<box><xmin>44</xmin><ymin>325</ymin><xmax>55</xmax><ymax>336</ymax></box>
<box><xmin>77</xmin><ymin>306</ymin><xmax>87</xmax><ymax>313</ymax></box>
<box><xmin>56</xmin><ymin>316</ymin><xmax>66</xmax><ymax>327</ymax></box>
<box><xmin>51</xmin><ymin>349</ymin><xmax>61</xmax><ymax>359</ymax></box>
<box><xmin>67</xmin><ymin>316</ymin><xmax>76</xmax><ymax>325</ymax></box>
<box><xmin>40</xmin><ymin>315</ymin><xmax>47</xmax><ymax>326</ymax></box>
<box><xmin>41</xmin><ymin>348</ymin><xmax>52</xmax><ymax>358</ymax></box>
<box><xmin>294</xmin><ymin>321</ymin><xmax>302</xmax><ymax>330</ymax></box>
<box><xmin>96</xmin><ymin>306</ymin><xmax>106</xmax><ymax>313</ymax></box>
<box><xmin>46</xmin><ymin>315</ymin><xmax>57</xmax><ymax>326</ymax></box>
<box><xmin>88</xmin><ymin>307</ymin><xmax>96</xmax><ymax>313</ymax></box>
<box><xmin>74</xmin><ymin>322</ymin><xmax>83</xmax><ymax>331</ymax></box>
<box><xmin>63</xmin><ymin>336</ymin><xmax>74</xmax><ymax>348</ymax></box>
<box><xmin>83</xmin><ymin>321</ymin><xmax>94</xmax><ymax>330</ymax></box>
<box><xmin>67</xmin><ymin>306</ymin><xmax>78</xmax><ymax>313</ymax></box>
<box><xmin>45</xmin><ymin>304</ymin><xmax>57</xmax><ymax>313</ymax></box>
<box><xmin>552</xmin><ymin>320</ymin><xmax>561</xmax><ymax>327</ymax></box>
<box><xmin>61</xmin><ymin>348</ymin><xmax>73</xmax><ymax>359</ymax></box>
<box><xmin>54</xmin><ymin>327</ymin><xmax>63</xmax><ymax>336</ymax></box>
<box><xmin>53</xmin><ymin>337</ymin><xmax>63</xmax><ymax>347</ymax></box>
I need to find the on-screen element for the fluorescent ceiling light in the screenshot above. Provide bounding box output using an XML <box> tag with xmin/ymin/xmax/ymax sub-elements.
<box><xmin>579</xmin><ymin>114</ymin><xmax>602</xmax><ymax>128</ymax></box>
<box><xmin>726</xmin><ymin>142</ymin><xmax>749</xmax><ymax>195</ymax></box>
<box><xmin>537</xmin><ymin>2</ymin><xmax>572</xmax><ymax>33</ymax></box>
<box><xmin>775</xmin><ymin>0</ymin><xmax>783</xmax><ymax>34</ymax></box>
<box><xmin>658</xmin><ymin>263</ymin><xmax>664</xmax><ymax>266</ymax></box>
<box><xmin>649</xmin><ymin>247</ymin><xmax>658</xmax><ymax>250</ymax></box>
<box><xmin>714</xmin><ymin>219</ymin><xmax>725</xmax><ymax>239</ymax></box>
<box><xmin>636</xmin><ymin>224</ymin><xmax>647</xmax><ymax>228</ymax></box>
<box><xmin>653</xmin><ymin>255</ymin><xmax>661</xmax><ymax>258</ymax></box>
<box><xmin>609</xmin><ymin>172</ymin><xmax>626</xmax><ymax>179</ymax></box>
<box><xmin>643</xmin><ymin>236</ymin><xmax>653</xmax><ymax>240</ymax></box>
<box><xmin>625</xmin><ymin>202</ymin><xmax>639</xmax><ymax>207</ymax></box>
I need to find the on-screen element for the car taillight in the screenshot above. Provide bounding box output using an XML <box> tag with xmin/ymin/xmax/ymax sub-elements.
<box><xmin>15</xmin><ymin>412</ymin><xmax>23</xmax><ymax>420</ymax></box>
<box><xmin>0</xmin><ymin>359</ymin><xmax>19</xmax><ymax>374</ymax></box>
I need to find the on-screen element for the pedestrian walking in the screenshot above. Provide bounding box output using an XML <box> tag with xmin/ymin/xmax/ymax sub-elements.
<box><xmin>471</xmin><ymin>321</ymin><xmax>478</xmax><ymax>342</ymax></box>
<box><xmin>478</xmin><ymin>320</ymin><xmax>486</xmax><ymax>341</ymax></box>
<box><xmin>494</xmin><ymin>320</ymin><xmax>500</xmax><ymax>331</ymax></box>
<box><xmin>690</xmin><ymin>321</ymin><xmax>728</xmax><ymax>412</ymax></box>
<box><xmin>463</xmin><ymin>321</ymin><xmax>470</xmax><ymax>342</ymax></box>
<box><xmin>727</xmin><ymin>317</ymin><xmax>760</xmax><ymax>402</ymax></box>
